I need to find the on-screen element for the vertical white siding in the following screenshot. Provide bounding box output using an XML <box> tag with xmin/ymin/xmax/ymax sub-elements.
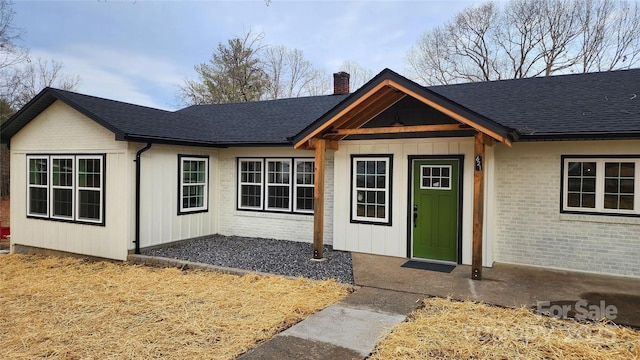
<box><xmin>9</xmin><ymin>101</ymin><xmax>130</xmax><ymax>260</ymax></box>
<box><xmin>134</xmin><ymin>144</ymin><xmax>219</xmax><ymax>249</ymax></box>
<box><xmin>332</xmin><ymin>137</ymin><xmax>490</xmax><ymax>266</ymax></box>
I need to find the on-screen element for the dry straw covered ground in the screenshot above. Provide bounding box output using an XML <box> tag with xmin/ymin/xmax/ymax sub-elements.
<box><xmin>370</xmin><ymin>297</ymin><xmax>640</xmax><ymax>360</ymax></box>
<box><xmin>0</xmin><ymin>254</ymin><xmax>350</xmax><ymax>359</ymax></box>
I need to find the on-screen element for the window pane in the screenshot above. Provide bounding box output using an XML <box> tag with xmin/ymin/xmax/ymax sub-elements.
<box><xmin>603</xmin><ymin>161</ymin><xmax>635</xmax><ymax>211</ymax></box>
<box><xmin>53</xmin><ymin>188</ymin><xmax>73</xmax><ymax>217</ymax></box>
<box><xmin>620</xmin><ymin>163</ymin><xmax>635</xmax><ymax>177</ymax></box>
<box><xmin>29</xmin><ymin>187</ymin><xmax>48</xmax><ymax>215</ymax></box>
<box><xmin>567</xmin><ymin>178</ymin><xmax>581</xmax><ymax>192</ymax></box>
<box><xmin>582</xmin><ymin>162</ymin><xmax>596</xmax><ymax>176</ymax></box>
<box><xmin>296</xmin><ymin>187</ymin><xmax>314</xmax><ymax>211</ymax></box>
<box><xmin>78</xmin><ymin>159</ymin><xmax>101</xmax><ymax>188</ymax></box>
<box><xmin>29</xmin><ymin>158</ymin><xmax>48</xmax><ymax>185</ymax></box>
<box><xmin>582</xmin><ymin>194</ymin><xmax>596</xmax><ymax>208</ymax></box>
<box><xmin>620</xmin><ymin>195</ymin><xmax>634</xmax><ymax>210</ymax></box>
<box><xmin>620</xmin><ymin>179</ymin><xmax>634</xmax><ymax>194</ymax></box>
<box><xmin>566</xmin><ymin>161</ymin><xmax>596</xmax><ymax>209</ymax></box>
<box><xmin>52</xmin><ymin>159</ymin><xmax>73</xmax><ymax>186</ymax></box>
<box><xmin>78</xmin><ymin>190</ymin><xmax>100</xmax><ymax>220</ymax></box>
<box><xmin>567</xmin><ymin>193</ymin><xmax>580</xmax><ymax>207</ymax></box>
<box><xmin>605</xmin><ymin>162</ymin><xmax>620</xmax><ymax>177</ymax></box>
<box><xmin>605</xmin><ymin>179</ymin><xmax>619</xmax><ymax>193</ymax></box>
<box><xmin>241</xmin><ymin>185</ymin><xmax>261</xmax><ymax>207</ymax></box>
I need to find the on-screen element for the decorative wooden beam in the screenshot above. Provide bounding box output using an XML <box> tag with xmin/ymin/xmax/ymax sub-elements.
<box><xmin>387</xmin><ymin>81</ymin><xmax>512</xmax><ymax>146</ymax></box>
<box><xmin>472</xmin><ymin>132</ymin><xmax>487</xmax><ymax>280</ymax></box>
<box><xmin>327</xmin><ymin>124</ymin><xmax>468</xmax><ymax>136</ymax></box>
<box><xmin>294</xmin><ymin>80</ymin><xmax>396</xmax><ymax>149</ymax></box>
<box><xmin>308</xmin><ymin>138</ymin><xmax>338</xmax><ymax>150</ymax></box>
<box><xmin>313</xmin><ymin>138</ymin><xmax>326</xmax><ymax>260</ymax></box>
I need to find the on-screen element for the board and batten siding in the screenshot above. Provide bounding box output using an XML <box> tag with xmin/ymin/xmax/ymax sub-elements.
<box><xmin>332</xmin><ymin>138</ymin><xmax>496</xmax><ymax>267</ymax></box>
<box><xmin>217</xmin><ymin>147</ymin><xmax>334</xmax><ymax>245</ymax></box>
<box><xmin>493</xmin><ymin>140</ymin><xmax>640</xmax><ymax>277</ymax></box>
<box><xmin>134</xmin><ymin>144</ymin><xmax>219</xmax><ymax>250</ymax></box>
<box><xmin>9</xmin><ymin>100</ymin><xmax>131</xmax><ymax>260</ymax></box>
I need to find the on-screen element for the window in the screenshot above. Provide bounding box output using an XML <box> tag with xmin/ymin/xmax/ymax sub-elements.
<box><xmin>562</xmin><ymin>157</ymin><xmax>639</xmax><ymax>216</ymax></box>
<box><xmin>26</xmin><ymin>154</ymin><xmax>105</xmax><ymax>224</ymax></box>
<box><xmin>420</xmin><ymin>165</ymin><xmax>451</xmax><ymax>190</ymax></box>
<box><xmin>351</xmin><ymin>155</ymin><xmax>392</xmax><ymax>225</ymax></box>
<box><xmin>178</xmin><ymin>156</ymin><xmax>209</xmax><ymax>214</ymax></box>
<box><xmin>27</xmin><ymin>156</ymin><xmax>48</xmax><ymax>217</ymax></box>
<box><xmin>294</xmin><ymin>160</ymin><xmax>315</xmax><ymax>213</ymax></box>
<box><xmin>237</xmin><ymin>157</ymin><xmax>314</xmax><ymax>214</ymax></box>
<box><xmin>266</xmin><ymin>159</ymin><xmax>291</xmax><ymax>211</ymax></box>
<box><xmin>52</xmin><ymin>157</ymin><xmax>74</xmax><ymax>219</ymax></box>
<box><xmin>239</xmin><ymin>159</ymin><xmax>263</xmax><ymax>209</ymax></box>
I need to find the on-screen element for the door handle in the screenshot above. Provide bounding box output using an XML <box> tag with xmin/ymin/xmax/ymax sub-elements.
<box><xmin>413</xmin><ymin>205</ymin><xmax>418</xmax><ymax>227</ymax></box>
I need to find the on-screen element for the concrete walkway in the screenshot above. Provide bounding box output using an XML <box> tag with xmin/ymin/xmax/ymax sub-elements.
<box><xmin>239</xmin><ymin>253</ymin><xmax>640</xmax><ymax>359</ymax></box>
<box><xmin>238</xmin><ymin>287</ymin><xmax>423</xmax><ymax>360</ymax></box>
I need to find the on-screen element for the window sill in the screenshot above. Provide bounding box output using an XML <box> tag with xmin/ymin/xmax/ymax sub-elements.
<box><xmin>559</xmin><ymin>213</ymin><xmax>640</xmax><ymax>225</ymax></box>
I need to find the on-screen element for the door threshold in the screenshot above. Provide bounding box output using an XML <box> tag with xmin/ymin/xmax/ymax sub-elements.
<box><xmin>410</xmin><ymin>258</ymin><xmax>457</xmax><ymax>266</ymax></box>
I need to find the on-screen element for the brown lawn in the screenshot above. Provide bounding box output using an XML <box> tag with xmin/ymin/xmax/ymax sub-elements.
<box><xmin>0</xmin><ymin>254</ymin><xmax>350</xmax><ymax>359</ymax></box>
<box><xmin>370</xmin><ymin>297</ymin><xmax>640</xmax><ymax>360</ymax></box>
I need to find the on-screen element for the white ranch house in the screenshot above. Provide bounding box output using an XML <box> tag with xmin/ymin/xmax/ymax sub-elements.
<box><xmin>1</xmin><ymin>69</ymin><xmax>639</xmax><ymax>279</ymax></box>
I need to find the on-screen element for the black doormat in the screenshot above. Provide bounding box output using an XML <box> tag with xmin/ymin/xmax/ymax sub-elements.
<box><xmin>401</xmin><ymin>260</ymin><xmax>456</xmax><ymax>273</ymax></box>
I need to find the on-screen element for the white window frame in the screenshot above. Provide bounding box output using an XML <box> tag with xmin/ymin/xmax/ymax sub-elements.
<box><xmin>50</xmin><ymin>155</ymin><xmax>74</xmax><ymax>220</ymax></box>
<box><xmin>26</xmin><ymin>154</ymin><xmax>105</xmax><ymax>225</ymax></box>
<box><xmin>179</xmin><ymin>156</ymin><xmax>209</xmax><ymax>214</ymax></box>
<box><xmin>76</xmin><ymin>155</ymin><xmax>104</xmax><ymax>224</ymax></box>
<box><xmin>265</xmin><ymin>159</ymin><xmax>292</xmax><ymax>212</ymax></box>
<box><xmin>293</xmin><ymin>159</ymin><xmax>315</xmax><ymax>214</ymax></box>
<box><xmin>351</xmin><ymin>156</ymin><xmax>391</xmax><ymax>224</ymax></box>
<box><xmin>562</xmin><ymin>157</ymin><xmax>640</xmax><ymax>216</ymax></box>
<box><xmin>26</xmin><ymin>155</ymin><xmax>49</xmax><ymax>218</ymax></box>
<box><xmin>419</xmin><ymin>165</ymin><xmax>452</xmax><ymax>190</ymax></box>
<box><xmin>237</xmin><ymin>158</ymin><xmax>264</xmax><ymax>210</ymax></box>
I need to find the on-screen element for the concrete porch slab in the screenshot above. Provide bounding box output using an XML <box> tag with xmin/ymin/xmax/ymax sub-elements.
<box><xmin>352</xmin><ymin>253</ymin><xmax>640</xmax><ymax>328</ymax></box>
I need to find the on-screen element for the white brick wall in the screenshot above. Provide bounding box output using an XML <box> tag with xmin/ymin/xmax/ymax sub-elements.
<box><xmin>493</xmin><ymin>141</ymin><xmax>640</xmax><ymax>277</ymax></box>
<box><xmin>216</xmin><ymin>147</ymin><xmax>334</xmax><ymax>246</ymax></box>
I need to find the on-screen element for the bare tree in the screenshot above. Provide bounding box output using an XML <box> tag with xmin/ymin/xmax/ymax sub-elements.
<box><xmin>263</xmin><ymin>46</ymin><xmax>321</xmax><ymax>99</ymax></box>
<box><xmin>2</xmin><ymin>58</ymin><xmax>79</xmax><ymax>110</ymax></box>
<box><xmin>339</xmin><ymin>60</ymin><xmax>374</xmax><ymax>90</ymax></box>
<box><xmin>406</xmin><ymin>0</ymin><xmax>640</xmax><ymax>85</ymax></box>
<box><xmin>0</xmin><ymin>0</ymin><xmax>27</xmax><ymax>71</ymax></box>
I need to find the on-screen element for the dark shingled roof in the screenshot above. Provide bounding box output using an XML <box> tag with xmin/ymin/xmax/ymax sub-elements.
<box><xmin>429</xmin><ymin>68</ymin><xmax>640</xmax><ymax>140</ymax></box>
<box><xmin>175</xmin><ymin>94</ymin><xmax>349</xmax><ymax>145</ymax></box>
<box><xmin>2</xmin><ymin>68</ymin><xmax>639</xmax><ymax>146</ymax></box>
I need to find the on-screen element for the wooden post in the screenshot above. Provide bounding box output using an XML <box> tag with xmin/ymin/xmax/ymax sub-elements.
<box><xmin>313</xmin><ymin>138</ymin><xmax>326</xmax><ymax>260</ymax></box>
<box><xmin>472</xmin><ymin>132</ymin><xmax>486</xmax><ymax>280</ymax></box>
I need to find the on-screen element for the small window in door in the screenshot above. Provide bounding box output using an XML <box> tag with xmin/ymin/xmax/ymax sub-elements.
<box><xmin>420</xmin><ymin>165</ymin><xmax>451</xmax><ymax>190</ymax></box>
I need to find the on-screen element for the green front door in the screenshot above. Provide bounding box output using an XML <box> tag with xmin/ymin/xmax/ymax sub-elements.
<box><xmin>412</xmin><ymin>159</ymin><xmax>459</xmax><ymax>262</ymax></box>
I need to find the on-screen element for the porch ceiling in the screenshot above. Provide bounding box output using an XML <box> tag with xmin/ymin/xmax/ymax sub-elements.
<box><xmin>295</xmin><ymin>78</ymin><xmax>513</xmax><ymax>150</ymax></box>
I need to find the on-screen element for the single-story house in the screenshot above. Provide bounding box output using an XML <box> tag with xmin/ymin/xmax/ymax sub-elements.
<box><xmin>1</xmin><ymin>69</ymin><xmax>639</xmax><ymax>279</ymax></box>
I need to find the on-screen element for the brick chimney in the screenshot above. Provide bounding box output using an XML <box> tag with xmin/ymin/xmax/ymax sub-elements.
<box><xmin>333</xmin><ymin>72</ymin><xmax>350</xmax><ymax>95</ymax></box>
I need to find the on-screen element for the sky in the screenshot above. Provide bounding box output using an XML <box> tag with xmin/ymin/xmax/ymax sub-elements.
<box><xmin>12</xmin><ymin>0</ymin><xmax>478</xmax><ymax>110</ymax></box>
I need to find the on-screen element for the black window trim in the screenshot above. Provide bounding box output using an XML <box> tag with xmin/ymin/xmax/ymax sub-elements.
<box><xmin>26</xmin><ymin>153</ymin><xmax>107</xmax><ymax>226</ymax></box>
<box><xmin>350</xmin><ymin>154</ymin><xmax>394</xmax><ymax>226</ymax></box>
<box><xmin>177</xmin><ymin>154</ymin><xmax>210</xmax><ymax>216</ymax></box>
<box><xmin>560</xmin><ymin>154</ymin><xmax>640</xmax><ymax>218</ymax></box>
<box><xmin>236</xmin><ymin>157</ymin><xmax>315</xmax><ymax>215</ymax></box>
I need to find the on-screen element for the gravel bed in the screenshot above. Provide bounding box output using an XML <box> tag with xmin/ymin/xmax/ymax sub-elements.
<box><xmin>143</xmin><ymin>235</ymin><xmax>354</xmax><ymax>284</ymax></box>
